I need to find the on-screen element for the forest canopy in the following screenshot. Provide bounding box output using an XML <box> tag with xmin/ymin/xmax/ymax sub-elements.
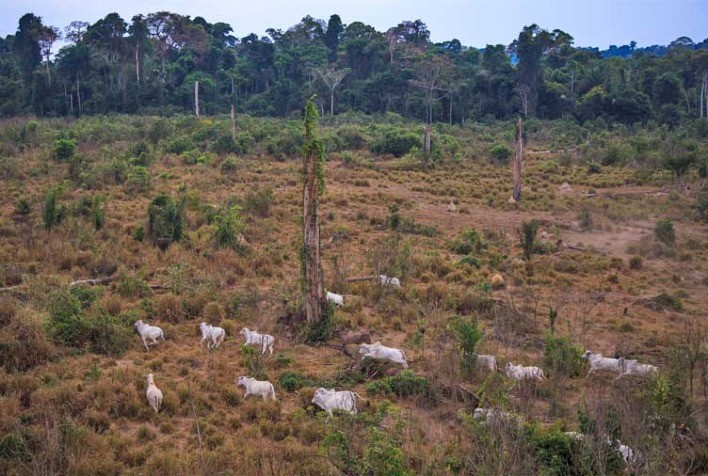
<box><xmin>1</xmin><ymin>11</ymin><xmax>707</xmax><ymax>125</ymax></box>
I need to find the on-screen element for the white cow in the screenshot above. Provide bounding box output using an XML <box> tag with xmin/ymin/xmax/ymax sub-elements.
<box><xmin>473</xmin><ymin>407</ymin><xmax>522</xmax><ymax>426</ymax></box>
<box><xmin>145</xmin><ymin>373</ymin><xmax>163</xmax><ymax>414</ymax></box>
<box><xmin>134</xmin><ymin>320</ymin><xmax>166</xmax><ymax>351</ymax></box>
<box><xmin>617</xmin><ymin>357</ymin><xmax>658</xmax><ymax>378</ymax></box>
<box><xmin>199</xmin><ymin>322</ymin><xmax>226</xmax><ymax>349</ymax></box>
<box><xmin>326</xmin><ymin>291</ymin><xmax>344</xmax><ymax>307</ymax></box>
<box><xmin>312</xmin><ymin>388</ymin><xmax>359</xmax><ymax>416</ymax></box>
<box><xmin>581</xmin><ymin>350</ymin><xmax>622</xmax><ymax>376</ymax></box>
<box><xmin>359</xmin><ymin>342</ymin><xmax>409</xmax><ymax>368</ymax></box>
<box><xmin>504</xmin><ymin>363</ymin><xmax>546</xmax><ymax>381</ymax></box>
<box><xmin>236</xmin><ymin>376</ymin><xmax>276</xmax><ymax>401</ymax></box>
<box><xmin>378</xmin><ymin>275</ymin><xmax>401</xmax><ymax>287</ymax></box>
<box><xmin>240</xmin><ymin>328</ymin><xmax>275</xmax><ymax>355</ymax></box>
<box><xmin>475</xmin><ymin>354</ymin><xmax>498</xmax><ymax>372</ymax></box>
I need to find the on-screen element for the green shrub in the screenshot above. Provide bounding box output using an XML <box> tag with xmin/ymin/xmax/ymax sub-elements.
<box><xmin>458</xmin><ymin>255</ymin><xmax>482</xmax><ymax>268</ymax></box>
<box><xmin>91</xmin><ymin>195</ymin><xmax>105</xmax><ymax>230</ymax></box>
<box><xmin>448</xmin><ymin>228</ymin><xmax>485</xmax><ymax>255</ymax></box>
<box><xmin>70</xmin><ymin>285</ymin><xmax>104</xmax><ymax>310</ymax></box>
<box><xmin>220</xmin><ymin>156</ymin><xmax>239</xmax><ymax>174</ymax></box>
<box><xmin>542</xmin><ymin>335</ymin><xmax>583</xmax><ymax>378</ymax></box>
<box><xmin>628</xmin><ymin>255</ymin><xmax>643</xmax><ymax>270</ymax></box>
<box><xmin>519</xmin><ymin>219</ymin><xmax>539</xmax><ymax>261</ymax></box>
<box><xmin>578</xmin><ymin>206</ymin><xmax>593</xmax><ymax>231</ymax></box>
<box><xmin>489</xmin><ymin>143</ymin><xmax>512</xmax><ymax>164</ymax></box>
<box><xmin>243</xmin><ymin>188</ymin><xmax>274</xmax><ymax>218</ymax></box>
<box><xmin>366</xmin><ymin>371</ymin><xmax>434</xmax><ymax>400</ymax></box>
<box><xmin>654</xmin><ymin>219</ymin><xmax>676</xmax><ymax>246</ymax></box>
<box><xmin>42</xmin><ymin>186</ymin><xmax>64</xmax><ymax>231</ymax></box>
<box><xmin>279</xmin><ymin>371</ymin><xmax>317</xmax><ymax>392</ymax></box>
<box><xmin>370</xmin><ymin>128</ymin><xmax>421</xmax><ymax>157</ymax></box>
<box><xmin>84</xmin><ymin>310</ymin><xmax>132</xmax><ymax>356</ymax></box>
<box><xmin>525</xmin><ymin>424</ymin><xmax>575</xmax><ymax>476</ymax></box>
<box><xmin>52</xmin><ymin>138</ymin><xmax>76</xmax><ymax>161</ymax></box>
<box><xmin>698</xmin><ymin>188</ymin><xmax>708</xmax><ymax>222</ymax></box>
<box><xmin>147</xmin><ymin>194</ymin><xmax>184</xmax><ymax>249</ymax></box>
<box><xmin>213</xmin><ymin>205</ymin><xmax>245</xmax><ymax>251</ymax></box>
<box><xmin>587</xmin><ymin>161</ymin><xmax>602</xmax><ymax>174</ymax></box>
<box><xmin>125</xmin><ymin>166</ymin><xmax>152</xmax><ymax>193</ymax></box>
<box><xmin>14</xmin><ymin>196</ymin><xmax>31</xmax><ymax>216</ymax></box>
<box><xmin>452</xmin><ymin>318</ymin><xmax>483</xmax><ymax>373</ymax></box>
<box><xmin>649</xmin><ymin>293</ymin><xmax>683</xmax><ymax>311</ymax></box>
<box><xmin>47</xmin><ymin>289</ymin><xmax>86</xmax><ymax>347</ymax></box>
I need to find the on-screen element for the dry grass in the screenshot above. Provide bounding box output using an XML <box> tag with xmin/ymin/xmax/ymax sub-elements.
<box><xmin>0</xmin><ymin>116</ymin><xmax>706</xmax><ymax>475</ymax></box>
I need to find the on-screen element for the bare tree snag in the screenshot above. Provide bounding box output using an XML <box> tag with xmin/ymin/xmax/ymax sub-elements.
<box><xmin>302</xmin><ymin>99</ymin><xmax>327</xmax><ymax>327</ymax></box>
<box><xmin>513</xmin><ymin>118</ymin><xmax>523</xmax><ymax>202</ymax></box>
<box><xmin>230</xmin><ymin>104</ymin><xmax>236</xmax><ymax>142</ymax></box>
<box><xmin>194</xmin><ymin>81</ymin><xmax>200</xmax><ymax>118</ymax></box>
<box><xmin>424</xmin><ymin>125</ymin><xmax>431</xmax><ymax>156</ymax></box>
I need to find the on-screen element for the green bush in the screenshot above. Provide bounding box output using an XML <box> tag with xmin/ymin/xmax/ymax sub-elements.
<box><xmin>452</xmin><ymin>318</ymin><xmax>483</xmax><ymax>373</ymax></box>
<box><xmin>125</xmin><ymin>166</ymin><xmax>152</xmax><ymax>193</ymax></box>
<box><xmin>220</xmin><ymin>156</ymin><xmax>240</xmax><ymax>174</ymax></box>
<box><xmin>448</xmin><ymin>228</ymin><xmax>485</xmax><ymax>255</ymax></box>
<box><xmin>519</xmin><ymin>219</ymin><xmax>539</xmax><ymax>261</ymax></box>
<box><xmin>698</xmin><ymin>188</ymin><xmax>708</xmax><ymax>222</ymax></box>
<box><xmin>366</xmin><ymin>371</ymin><xmax>434</xmax><ymax>400</ymax></box>
<box><xmin>243</xmin><ymin>188</ymin><xmax>274</xmax><ymax>218</ymax></box>
<box><xmin>654</xmin><ymin>219</ymin><xmax>676</xmax><ymax>246</ymax></box>
<box><xmin>147</xmin><ymin>194</ymin><xmax>184</xmax><ymax>249</ymax></box>
<box><xmin>84</xmin><ymin>310</ymin><xmax>132</xmax><ymax>356</ymax></box>
<box><xmin>52</xmin><ymin>138</ymin><xmax>76</xmax><ymax>161</ymax></box>
<box><xmin>370</xmin><ymin>128</ymin><xmax>421</xmax><ymax>157</ymax></box>
<box><xmin>47</xmin><ymin>289</ymin><xmax>86</xmax><ymax>347</ymax></box>
<box><xmin>542</xmin><ymin>335</ymin><xmax>584</xmax><ymax>378</ymax></box>
<box><xmin>213</xmin><ymin>205</ymin><xmax>245</xmax><ymax>250</ymax></box>
<box><xmin>525</xmin><ymin>424</ymin><xmax>575</xmax><ymax>476</ymax></box>
<box><xmin>42</xmin><ymin>186</ymin><xmax>64</xmax><ymax>231</ymax></box>
<box><xmin>489</xmin><ymin>143</ymin><xmax>512</xmax><ymax>164</ymax></box>
<box><xmin>458</xmin><ymin>255</ymin><xmax>482</xmax><ymax>268</ymax></box>
<box><xmin>279</xmin><ymin>371</ymin><xmax>317</xmax><ymax>392</ymax></box>
<box><xmin>70</xmin><ymin>285</ymin><xmax>104</xmax><ymax>310</ymax></box>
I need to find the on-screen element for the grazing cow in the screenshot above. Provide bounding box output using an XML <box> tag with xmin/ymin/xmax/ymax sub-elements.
<box><xmin>311</xmin><ymin>388</ymin><xmax>359</xmax><ymax>416</ymax></box>
<box><xmin>145</xmin><ymin>373</ymin><xmax>163</xmax><ymax>414</ymax></box>
<box><xmin>240</xmin><ymin>328</ymin><xmax>275</xmax><ymax>356</ymax></box>
<box><xmin>338</xmin><ymin>329</ymin><xmax>372</xmax><ymax>352</ymax></box>
<box><xmin>473</xmin><ymin>407</ymin><xmax>522</xmax><ymax>426</ymax></box>
<box><xmin>378</xmin><ymin>275</ymin><xmax>401</xmax><ymax>287</ymax></box>
<box><xmin>134</xmin><ymin>320</ymin><xmax>166</xmax><ymax>351</ymax></box>
<box><xmin>475</xmin><ymin>354</ymin><xmax>498</xmax><ymax>372</ymax></box>
<box><xmin>237</xmin><ymin>376</ymin><xmax>276</xmax><ymax>402</ymax></box>
<box><xmin>199</xmin><ymin>322</ymin><xmax>226</xmax><ymax>349</ymax></box>
<box><xmin>616</xmin><ymin>357</ymin><xmax>658</xmax><ymax>378</ymax></box>
<box><xmin>326</xmin><ymin>291</ymin><xmax>344</xmax><ymax>307</ymax></box>
<box><xmin>504</xmin><ymin>363</ymin><xmax>546</xmax><ymax>381</ymax></box>
<box><xmin>581</xmin><ymin>350</ymin><xmax>622</xmax><ymax>376</ymax></box>
<box><xmin>359</xmin><ymin>342</ymin><xmax>408</xmax><ymax>368</ymax></box>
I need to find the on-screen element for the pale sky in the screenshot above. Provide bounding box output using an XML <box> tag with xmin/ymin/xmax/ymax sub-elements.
<box><xmin>0</xmin><ymin>0</ymin><xmax>705</xmax><ymax>50</ymax></box>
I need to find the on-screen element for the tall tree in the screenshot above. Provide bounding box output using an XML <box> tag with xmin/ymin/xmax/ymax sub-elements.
<box><xmin>316</xmin><ymin>66</ymin><xmax>349</xmax><ymax>115</ymax></box>
<box><xmin>301</xmin><ymin>99</ymin><xmax>327</xmax><ymax>336</ymax></box>
<box><xmin>323</xmin><ymin>14</ymin><xmax>343</xmax><ymax>62</ymax></box>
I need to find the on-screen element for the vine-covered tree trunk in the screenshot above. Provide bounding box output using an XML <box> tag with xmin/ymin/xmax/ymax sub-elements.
<box><xmin>513</xmin><ymin>118</ymin><xmax>523</xmax><ymax>201</ymax></box>
<box><xmin>302</xmin><ymin>100</ymin><xmax>326</xmax><ymax>326</ymax></box>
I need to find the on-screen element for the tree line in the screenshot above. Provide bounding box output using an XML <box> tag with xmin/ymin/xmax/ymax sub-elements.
<box><xmin>1</xmin><ymin>11</ymin><xmax>708</xmax><ymax>125</ymax></box>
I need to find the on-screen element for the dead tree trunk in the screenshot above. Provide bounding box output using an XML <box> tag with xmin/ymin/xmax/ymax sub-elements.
<box><xmin>513</xmin><ymin>118</ymin><xmax>523</xmax><ymax>202</ymax></box>
<box><xmin>424</xmin><ymin>126</ymin><xmax>431</xmax><ymax>156</ymax></box>
<box><xmin>302</xmin><ymin>100</ymin><xmax>326</xmax><ymax>328</ymax></box>
<box><xmin>230</xmin><ymin>104</ymin><xmax>236</xmax><ymax>142</ymax></box>
<box><xmin>194</xmin><ymin>81</ymin><xmax>199</xmax><ymax>118</ymax></box>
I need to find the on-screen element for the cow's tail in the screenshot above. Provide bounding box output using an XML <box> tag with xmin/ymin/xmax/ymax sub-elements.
<box><xmin>270</xmin><ymin>383</ymin><xmax>276</xmax><ymax>401</ymax></box>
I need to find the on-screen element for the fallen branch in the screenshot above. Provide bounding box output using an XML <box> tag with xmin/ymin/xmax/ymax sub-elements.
<box><xmin>345</xmin><ymin>275</ymin><xmax>378</xmax><ymax>283</ymax></box>
<box><xmin>69</xmin><ymin>276</ymin><xmax>116</xmax><ymax>288</ymax></box>
<box><xmin>0</xmin><ymin>284</ymin><xmax>25</xmax><ymax>293</ymax></box>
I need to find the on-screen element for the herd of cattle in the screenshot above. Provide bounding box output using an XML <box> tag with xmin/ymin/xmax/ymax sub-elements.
<box><xmin>133</xmin><ymin>310</ymin><xmax>658</xmax><ymax>468</ymax></box>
